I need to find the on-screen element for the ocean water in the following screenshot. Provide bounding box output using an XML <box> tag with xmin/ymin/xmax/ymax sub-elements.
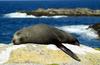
<box><xmin>0</xmin><ymin>1</ymin><xmax>100</xmax><ymax>48</ymax></box>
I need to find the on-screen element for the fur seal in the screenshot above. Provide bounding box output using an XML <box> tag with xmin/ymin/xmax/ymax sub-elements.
<box><xmin>12</xmin><ymin>24</ymin><xmax>80</xmax><ymax>61</ymax></box>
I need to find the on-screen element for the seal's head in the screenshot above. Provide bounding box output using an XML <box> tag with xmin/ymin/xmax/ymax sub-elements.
<box><xmin>12</xmin><ymin>32</ymin><xmax>25</xmax><ymax>45</ymax></box>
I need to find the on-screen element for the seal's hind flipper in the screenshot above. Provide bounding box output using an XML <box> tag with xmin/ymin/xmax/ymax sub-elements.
<box><xmin>55</xmin><ymin>43</ymin><xmax>81</xmax><ymax>61</ymax></box>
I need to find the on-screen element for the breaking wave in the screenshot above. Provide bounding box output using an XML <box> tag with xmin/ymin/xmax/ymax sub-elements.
<box><xmin>3</xmin><ymin>12</ymin><xmax>68</xmax><ymax>18</ymax></box>
<box><xmin>57</xmin><ymin>25</ymin><xmax>99</xmax><ymax>39</ymax></box>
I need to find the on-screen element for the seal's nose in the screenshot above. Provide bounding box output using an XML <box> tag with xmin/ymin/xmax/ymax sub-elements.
<box><xmin>12</xmin><ymin>39</ymin><xmax>15</xmax><ymax>44</ymax></box>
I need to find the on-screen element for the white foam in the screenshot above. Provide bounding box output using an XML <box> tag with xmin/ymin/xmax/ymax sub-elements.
<box><xmin>4</xmin><ymin>12</ymin><xmax>36</xmax><ymax>18</ymax></box>
<box><xmin>3</xmin><ymin>12</ymin><xmax>68</xmax><ymax>18</ymax></box>
<box><xmin>0</xmin><ymin>44</ymin><xmax>26</xmax><ymax>64</ymax></box>
<box><xmin>0</xmin><ymin>44</ymin><xmax>7</xmax><ymax>47</ymax></box>
<box><xmin>57</xmin><ymin>25</ymin><xmax>99</xmax><ymax>39</ymax></box>
<box><xmin>52</xmin><ymin>16</ymin><xmax>67</xmax><ymax>18</ymax></box>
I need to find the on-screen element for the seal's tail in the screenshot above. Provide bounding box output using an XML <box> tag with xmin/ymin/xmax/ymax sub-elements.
<box><xmin>55</xmin><ymin>43</ymin><xmax>81</xmax><ymax>61</ymax></box>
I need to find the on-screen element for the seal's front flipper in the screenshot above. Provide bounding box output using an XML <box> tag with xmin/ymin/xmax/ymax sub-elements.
<box><xmin>55</xmin><ymin>43</ymin><xmax>81</xmax><ymax>61</ymax></box>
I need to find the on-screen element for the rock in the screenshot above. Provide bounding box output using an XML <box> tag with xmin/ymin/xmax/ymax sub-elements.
<box><xmin>89</xmin><ymin>23</ymin><xmax>100</xmax><ymax>37</ymax></box>
<box><xmin>89</xmin><ymin>23</ymin><xmax>100</xmax><ymax>30</ymax></box>
<box><xmin>0</xmin><ymin>43</ymin><xmax>100</xmax><ymax>65</ymax></box>
<box><xmin>95</xmin><ymin>48</ymin><xmax>100</xmax><ymax>51</ymax></box>
<box><xmin>20</xmin><ymin>8</ymin><xmax>100</xmax><ymax>16</ymax></box>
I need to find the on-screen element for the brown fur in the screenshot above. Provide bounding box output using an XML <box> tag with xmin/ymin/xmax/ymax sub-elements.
<box><xmin>12</xmin><ymin>24</ymin><xmax>80</xmax><ymax>61</ymax></box>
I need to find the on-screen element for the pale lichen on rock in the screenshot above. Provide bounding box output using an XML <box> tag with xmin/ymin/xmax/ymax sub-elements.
<box><xmin>0</xmin><ymin>43</ymin><xmax>100</xmax><ymax>65</ymax></box>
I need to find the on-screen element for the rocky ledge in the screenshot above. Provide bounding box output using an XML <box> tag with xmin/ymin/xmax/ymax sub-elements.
<box><xmin>19</xmin><ymin>8</ymin><xmax>100</xmax><ymax>16</ymax></box>
<box><xmin>89</xmin><ymin>23</ymin><xmax>100</xmax><ymax>38</ymax></box>
<box><xmin>0</xmin><ymin>43</ymin><xmax>100</xmax><ymax>65</ymax></box>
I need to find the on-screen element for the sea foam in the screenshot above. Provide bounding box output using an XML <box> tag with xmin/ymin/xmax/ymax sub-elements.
<box><xmin>57</xmin><ymin>25</ymin><xmax>99</xmax><ymax>39</ymax></box>
<box><xmin>3</xmin><ymin>12</ymin><xmax>68</xmax><ymax>18</ymax></box>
